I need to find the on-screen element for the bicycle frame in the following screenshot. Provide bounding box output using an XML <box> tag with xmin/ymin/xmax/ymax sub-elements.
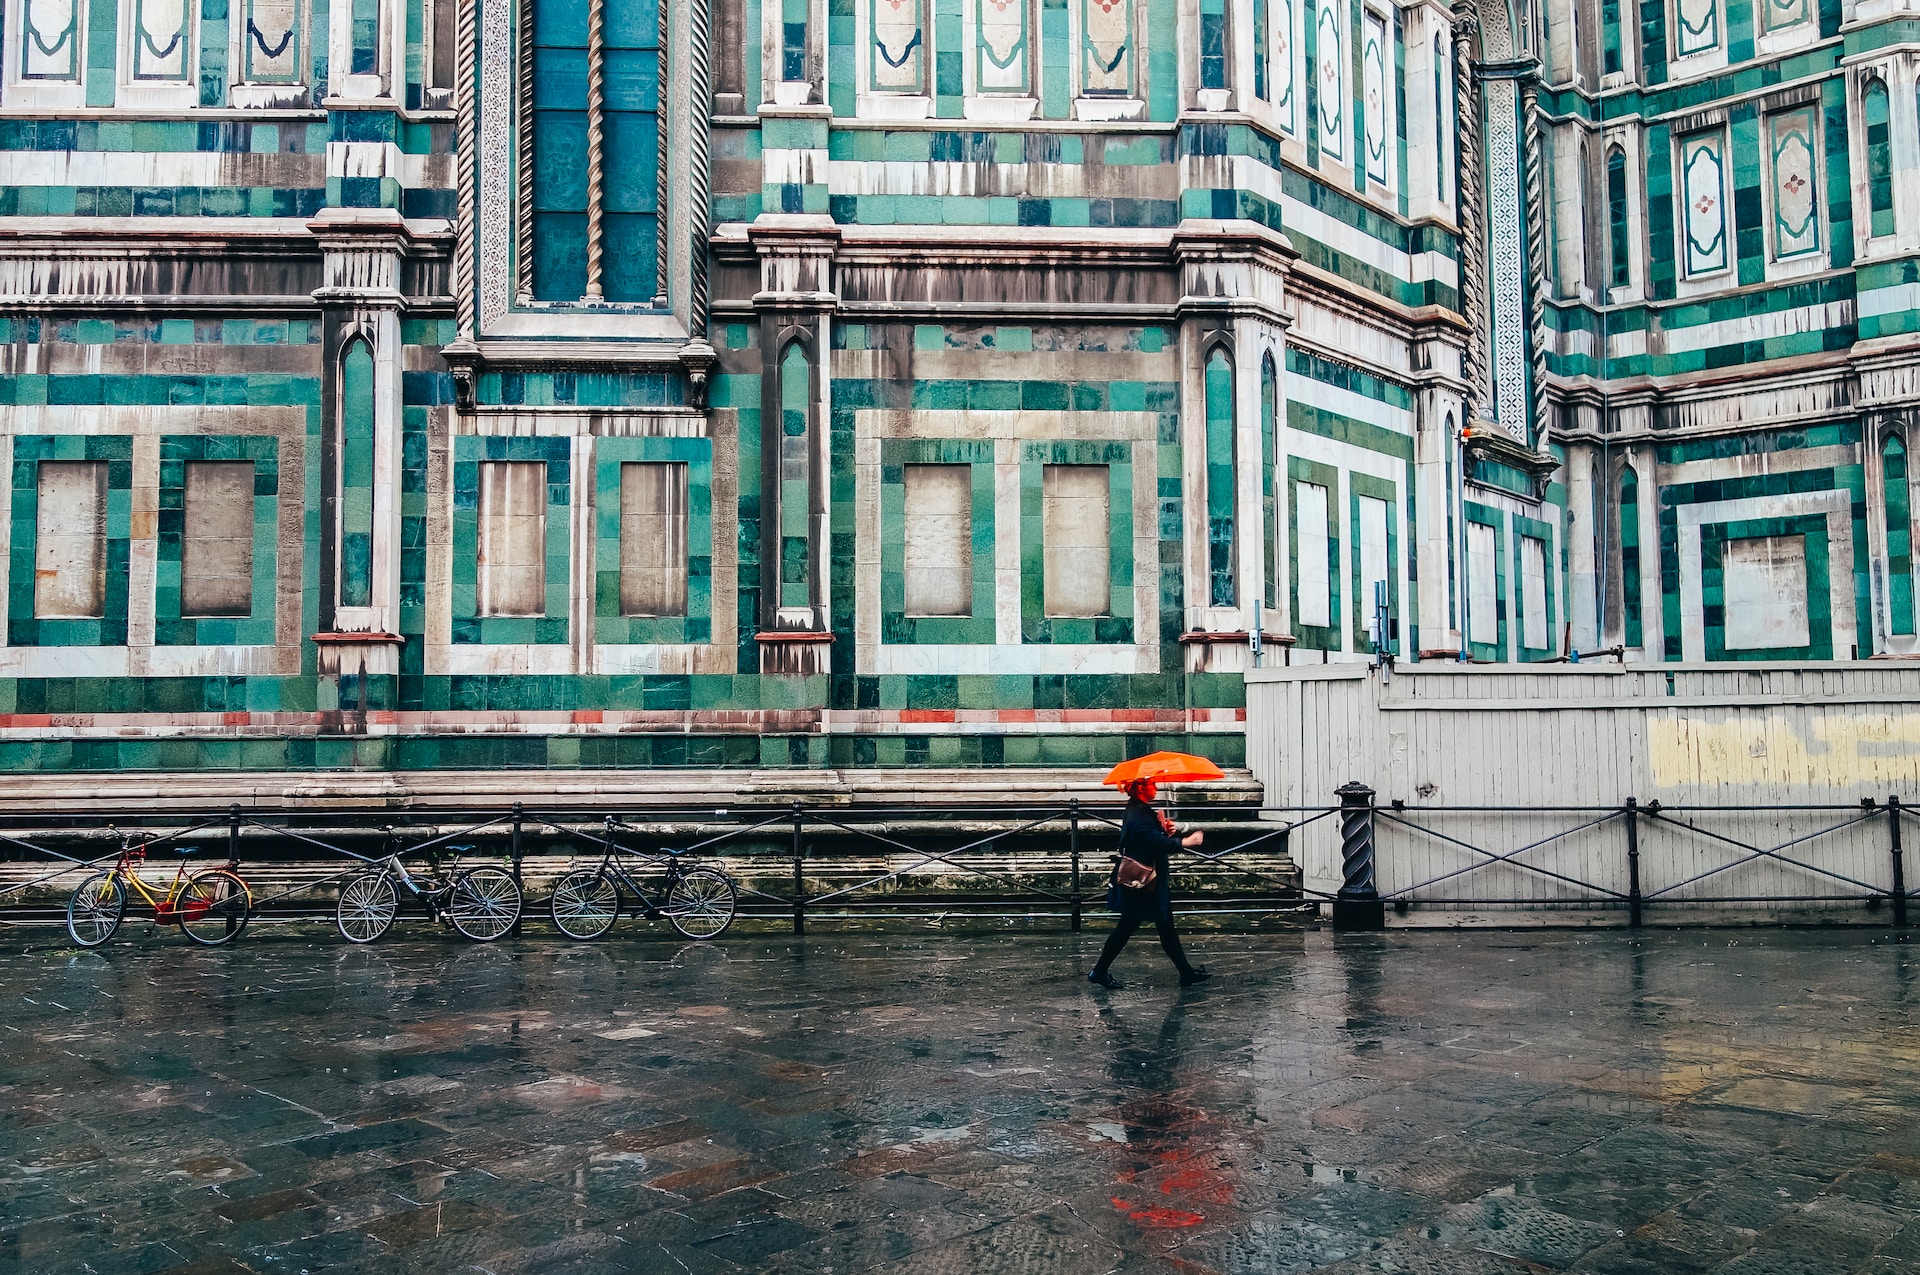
<box><xmin>111</xmin><ymin>843</ymin><xmax>236</xmax><ymax>921</ymax></box>
<box><xmin>580</xmin><ymin>823</ymin><xmax>685</xmax><ymax>914</ymax></box>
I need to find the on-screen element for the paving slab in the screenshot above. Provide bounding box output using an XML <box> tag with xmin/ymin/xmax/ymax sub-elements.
<box><xmin>6</xmin><ymin>925</ymin><xmax>1920</xmax><ymax>1272</ymax></box>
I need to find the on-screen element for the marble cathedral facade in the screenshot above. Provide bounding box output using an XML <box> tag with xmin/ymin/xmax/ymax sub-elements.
<box><xmin>0</xmin><ymin>0</ymin><xmax>1910</xmax><ymax>785</ymax></box>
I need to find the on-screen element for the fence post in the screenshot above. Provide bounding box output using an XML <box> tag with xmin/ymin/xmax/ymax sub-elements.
<box><xmin>1069</xmin><ymin>798</ymin><xmax>1082</xmax><ymax>932</ymax></box>
<box><xmin>791</xmin><ymin>801</ymin><xmax>806</xmax><ymax>936</ymax></box>
<box><xmin>1625</xmin><ymin>797</ymin><xmax>1642</xmax><ymax>928</ymax></box>
<box><xmin>1892</xmin><ymin>794</ymin><xmax>1908</xmax><ymax>929</ymax></box>
<box><xmin>227</xmin><ymin>803</ymin><xmax>241</xmax><ymax>868</ymax></box>
<box><xmin>510</xmin><ymin>801</ymin><xmax>524</xmax><ymax>935</ymax></box>
<box><xmin>1332</xmin><ymin>781</ymin><xmax>1384</xmax><ymax>929</ymax></box>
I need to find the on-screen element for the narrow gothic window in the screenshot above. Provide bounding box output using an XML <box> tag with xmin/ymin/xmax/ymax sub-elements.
<box><xmin>350</xmin><ymin>0</ymin><xmax>380</xmax><ymax>74</ymax></box>
<box><xmin>1607</xmin><ymin>146</ymin><xmax>1629</xmax><ymax>289</ymax></box>
<box><xmin>1253</xmin><ymin>0</ymin><xmax>1269</xmax><ymax>100</ymax></box>
<box><xmin>778</xmin><ymin>342</ymin><xmax>813</xmax><ymax>609</ymax></box>
<box><xmin>1204</xmin><ymin>347</ymin><xmax>1236</xmax><ymax>606</ymax></box>
<box><xmin>1261</xmin><ymin>353</ymin><xmax>1278</xmax><ymax>609</ymax></box>
<box><xmin>338</xmin><ymin>338</ymin><xmax>376</xmax><ymax>608</ymax></box>
<box><xmin>1865</xmin><ymin>78</ymin><xmax>1894</xmax><ymax>239</ymax></box>
<box><xmin>1619</xmin><ymin>465</ymin><xmax>1642</xmax><ymax>648</ymax></box>
<box><xmin>1200</xmin><ymin>0</ymin><xmax>1227</xmax><ymax>90</ymax></box>
<box><xmin>1886</xmin><ymin>434</ymin><xmax>1914</xmax><ymax>636</ymax></box>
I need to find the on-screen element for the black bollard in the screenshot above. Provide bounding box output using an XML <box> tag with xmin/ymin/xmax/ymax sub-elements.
<box><xmin>1332</xmin><ymin>780</ymin><xmax>1385</xmax><ymax>929</ymax></box>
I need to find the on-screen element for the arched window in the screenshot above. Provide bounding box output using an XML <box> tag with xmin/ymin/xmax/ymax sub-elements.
<box><xmin>1607</xmin><ymin>146</ymin><xmax>1629</xmax><ymax>290</ymax></box>
<box><xmin>338</xmin><ymin>337</ymin><xmax>376</xmax><ymax>608</ymax></box>
<box><xmin>1578</xmin><ymin>138</ymin><xmax>1595</xmax><ymax>290</ymax></box>
<box><xmin>1590</xmin><ymin>456</ymin><xmax>1605</xmax><ymax>641</ymax></box>
<box><xmin>1866</xmin><ymin>77</ymin><xmax>1895</xmax><ymax>239</ymax></box>
<box><xmin>1261</xmin><ymin>353</ymin><xmax>1278</xmax><ymax>608</ymax></box>
<box><xmin>1619</xmin><ymin>464</ymin><xmax>1642</xmax><ymax>649</ymax></box>
<box><xmin>778</xmin><ymin>342</ymin><xmax>812</xmax><ymax>608</ymax></box>
<box><xmin>1886</xmin><ymin>433</ymin><xmax>1914</xmax><ymax>636</ymax></box>
<box><xmin>1205</xmin><ymin>346</ymin><xmax>1237</xmax><ymax>607</ymax></box>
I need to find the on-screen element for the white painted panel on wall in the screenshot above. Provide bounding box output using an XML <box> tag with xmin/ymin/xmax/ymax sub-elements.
<box><xmin>477</xmin><ymin>461</ymin><xmax>547</xmax><ymax>617</ymax></box>
<box><xmin>1297</xmin><ymin>481</ymin><xmax>1331</xmax><ymax>628</ymax></box>
<box><xmin>1468</xmin><ymin>521</ymin><xmax>1497</xmax><ymax>644</ymax></box>
<box><xmin>1521</xmin><ymin>534</ymin><xmax>1547</xmax><ymax>650</ymax></box>
<box><xmin>34</xmin><ymin>460</ymin><xmax>107</xmax><ymax>619</ymax></box>
<box><xmin>1043</xmin><ymin>464</ymin><xmax>1109</xmax><ymax>618</ymax></box>
<box><xmin>182</xmin><ymin>461</ymin><xmax>256</xmax><ymax>617</ymax></box>
<box><xmin>619</xmin><ymin>461</ymin><xmax>689</xmax><ymax>617</ymax></box>
<box><xmin>1723</xmin><ymin>534</ymin><xmax>1809</xmax><ymax>650</ymax></box>
<box><xmin>1358</xmin><ymin>493</ymin><xmax>1388</xmax><ymax>629</ymax></box>
<box><xmin>903</xmin><ymin>463</ymin><xmax>972</xmax><ymax>616</ymax></box>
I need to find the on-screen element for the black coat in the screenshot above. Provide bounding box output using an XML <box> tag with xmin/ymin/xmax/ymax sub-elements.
<box><xmin>1115</xmin><ymin>796</ymin><xmax>1180</xmax><ymax>921</ymax></box>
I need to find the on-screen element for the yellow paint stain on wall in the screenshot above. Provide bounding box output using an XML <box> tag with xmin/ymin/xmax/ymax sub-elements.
<box><xmin>1648</xmin><ymin>712</ymin><xmax>1920</xmax><ymax>791</ymax></box>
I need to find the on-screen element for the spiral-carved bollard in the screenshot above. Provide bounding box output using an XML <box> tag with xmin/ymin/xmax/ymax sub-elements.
<box><xmin>1332</xmin><ymin>781</ymin><xmax>1385</xmax><ymax>930</ymax></box>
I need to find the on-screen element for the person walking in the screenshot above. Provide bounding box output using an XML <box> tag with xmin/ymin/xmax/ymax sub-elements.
<box><xmin>1087</xmin><ymin>778</ymin><xmax>1211</xmax><ymax>989</ymax></box>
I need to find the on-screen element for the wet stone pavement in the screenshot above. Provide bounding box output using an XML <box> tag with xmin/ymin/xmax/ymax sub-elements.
<box><xmin>8</xmin><ymin>926</ymin><xmax>1920</xmax><ymax>1274</ymax></box>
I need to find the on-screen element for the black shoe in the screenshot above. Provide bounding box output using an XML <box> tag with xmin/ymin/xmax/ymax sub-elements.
<box><xmin>1179</xmin><ymin>968</ymin><xmax>1212</xmax><ymax>986</ymax></box>
<box><xmin>1088</xmin><ymin>970</ymin><xmax>1122</xmax><ymax>989</ymax></box>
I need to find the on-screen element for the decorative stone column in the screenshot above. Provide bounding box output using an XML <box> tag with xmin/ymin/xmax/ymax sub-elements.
<box><xmin>308</xmin><ymin>207</ymin><xmax>411</xmax><ymax>721</ymax></box>
<box><xmin>751</xmin><ymin>216</ymin><xmax>839</xmax><ymax>677</ymax></box>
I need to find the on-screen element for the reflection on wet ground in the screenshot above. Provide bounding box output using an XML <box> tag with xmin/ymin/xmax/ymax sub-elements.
<box><xmin>7</xmin><ymin>924</ymin><xmax>1920</xmax><ymax>1272</ymax></box>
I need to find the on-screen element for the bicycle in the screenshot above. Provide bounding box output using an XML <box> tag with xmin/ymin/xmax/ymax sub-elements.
<box><xmin>548</xmin><ymin>817</ymin><xmax>737</xmax><ymax>940</ymax></box>
<box><xmin>335</xmin><ymin>833</ymin><xmax>523</xmax><ymax>944</ymax></box>
<box><xmin>66</xmin><ymin>833</ymin><xmax>253</xmax><ymax>948</ymax></box>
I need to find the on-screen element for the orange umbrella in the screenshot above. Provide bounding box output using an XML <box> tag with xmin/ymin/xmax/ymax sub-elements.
<box><xmin>1102</xmin><ymin>751</ymin><xmax>1226</xmax><ymax>788</ymax></box>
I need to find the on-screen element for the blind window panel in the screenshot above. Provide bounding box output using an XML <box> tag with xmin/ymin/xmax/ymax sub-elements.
<box><xmin>1042</xmin><ymin>464</ymin><xmax>1110</xmax><ymax>618</ymax></box>
<box><xmin>35</xmin><ymin>461</ymin><xmax>108</xmax><ymax>619</ymax></box>
<box><xmin>477</xmin><ymin>461</ymin><xmax>549</xmax><ymax>617</ymax></box>
<box><xmin>903</xmin><ymin>464</ymin><xmax>972</xmax><ymax>617</ymax></box>
<box><xmin>619</xmin><ymin>461</ymin><xmax>689</xmax><ymax>617</ymax></box>
<box><xmin>182</xmin><ymin>461</ymin><xmax>257</xmax><ymax>617</ymax></box>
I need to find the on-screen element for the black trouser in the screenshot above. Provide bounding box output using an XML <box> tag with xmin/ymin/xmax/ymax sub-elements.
<box><xmin>1092</xmin><ymin>910</ymin><xmax>1195</xmax><ymax>976</ymax></box>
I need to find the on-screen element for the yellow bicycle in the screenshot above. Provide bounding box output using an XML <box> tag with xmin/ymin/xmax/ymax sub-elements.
<box><xmin>66</xmin><ymin>834</ymin><xmax>253</xmax><ymax>948</ymax></box>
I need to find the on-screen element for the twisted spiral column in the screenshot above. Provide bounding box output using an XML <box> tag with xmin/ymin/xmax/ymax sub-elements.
<box><xmin>584</xmin><ymin>0</ymin><xmax>606</xmax><ymax>299</ymax></box>
<box><xmin>453</xmin><ymin>0</ymin><xmax>478</xmax><ymax>339</ymax></box>
<box><xmin>1451</xmin><ymin>0</ymin><xmax>1488</xmax><ymax>420</ymax></box>
<box><xmin>687</xmin><ymin>0</ymin><xmax>713</xmax><ymax>337</ymax></box>
<box><xmin>1521</xmin><ymin>82</ymin><xmax>1551</xmax><ymax>444</ymax></box>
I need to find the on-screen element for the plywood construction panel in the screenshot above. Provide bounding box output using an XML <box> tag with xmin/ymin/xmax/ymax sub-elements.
<box><xmin>182</xmin><ymin>461</ymin><xmax>256</xmax><ymax>617</ymax></box>
<box><xmin>35</xmin><ymin>461</ymin><xmax>107</xmax><ymax>619</ymax></box>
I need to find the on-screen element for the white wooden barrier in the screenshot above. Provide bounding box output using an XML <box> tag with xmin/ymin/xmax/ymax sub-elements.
<box><xmin>1245</xmin><ymin>662</ymin><xmax>1920</xmax><ymax>921</ymax></box>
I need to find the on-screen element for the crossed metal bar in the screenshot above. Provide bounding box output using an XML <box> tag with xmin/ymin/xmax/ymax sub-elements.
<box><xmin>1375</xmin><ymin>807</ymin><xmax>1632</xmax><ymax>902</ymax></box>
<box><xmin>1640</xmin><ymin>806</ymin><xmax>1886</xmax><ymax>901</ymax></box>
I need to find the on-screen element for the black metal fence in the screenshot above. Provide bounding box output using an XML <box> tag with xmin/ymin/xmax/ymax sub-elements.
<box><xmin>0</xmin><ymin>799</ymin><xmax>1318</xmax><ymax>934</ymax></box>
<box><xmin>1323</xmin><ymin>784</ymin><xmax>1920</xmax><ymax>926</ymax></box>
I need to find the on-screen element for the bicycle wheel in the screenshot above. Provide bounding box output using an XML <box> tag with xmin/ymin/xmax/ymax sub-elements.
<box><xmin>549</xmin><ymin>869</ymin><xmax>620</xmax><ymax>940</ymax></box>
<box><xmin>663</xmin><ymin>867</ymin><xmax>737</xmax><ymax>939</ymax></box>
<box><xmin>448</xmin><ymin>866</ymin><xmax>521</xmax><ymax>942</ymax></box>
<box><xmin>178</xmin><ymin>869</ymin><xmax>251</xmax><ymax>946</ymax></box>
<box><xmin>66</xmin><ymin>872</ymin><xmax>126</xmax><ymax>948</ymax></box>
<box><xmin>337</xmin><ymin>871</ymin><xmax>399</xmax><ymax>944</ymax></box>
